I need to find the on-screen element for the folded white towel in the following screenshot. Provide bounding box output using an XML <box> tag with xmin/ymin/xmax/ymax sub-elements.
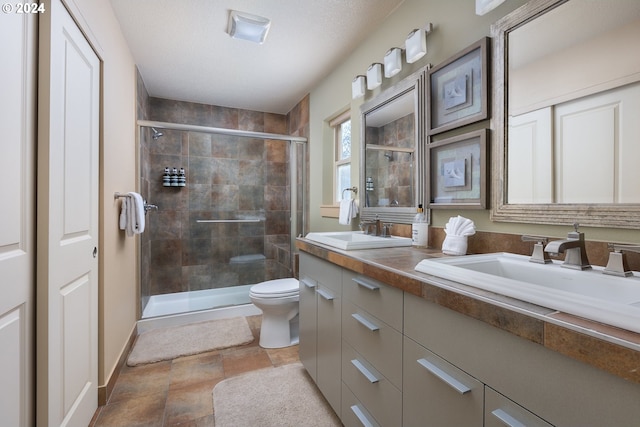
<box><xmin>120</xmin><ymin>192</ymin><xmax>146</xmax><ymax>236</ymax></box>
<box><xmin>119</xmin><ymin>197</ymin><xmax>128</xmax><ymax>230</ymax></box>
<box><xmin>442</xmin><ymin>215</ymin><xmax>475</xmax><ymax>255</ymax></box>
<box><xmin>338</xmin><ymin>198</ymin><xmax>358</xmax><ymax>225</ymax></box>
<box><xmin>129</xmin><ymin>192</ymin><xmax>146</xmax><ymax>235</ymax></box>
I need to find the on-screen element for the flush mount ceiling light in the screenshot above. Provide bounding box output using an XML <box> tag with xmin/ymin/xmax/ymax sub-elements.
<box><xmin>366</xmin><ymin>63</ymin><xmax>383</xmax><ymax>90</ymax></box>
<box><xmin>384</xmin><ymin>48</ymin><xmax>402</xmax><ymax>78</ymax></box>
<box><xmin>227</xmin><ymin>10</ymin><xmax>271</xmax><ymax>44</ymax></box>
<box><xmin>405</xmin><ymin>23</ymin><xmax>432</xmax><ymax>63</ymax></box>
<box><xmin>352</xmin><ymin>75</ymin><xmax>366</xmax><ymax>99</ymax></box>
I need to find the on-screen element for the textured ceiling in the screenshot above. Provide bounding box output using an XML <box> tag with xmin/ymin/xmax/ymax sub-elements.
<box><xmin>110</xmin><ymin>0</ymin><xmax>405</xmax><ymax>114</ymax></box>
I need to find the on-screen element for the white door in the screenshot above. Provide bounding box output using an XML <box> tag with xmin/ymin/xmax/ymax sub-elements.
<box><xmin>0</xmin><ymin>12</ymin><xmax>37</xmax><ymax>427</ymax></box>
<box><xmin>37</xmin><ymin>0</ymin><xmax>100</xmax><ymax>425</ymax></box>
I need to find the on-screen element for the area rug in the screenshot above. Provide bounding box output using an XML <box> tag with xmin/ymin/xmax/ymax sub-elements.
<box><xmin>127</xmin><ymin>316</ymin><xmax>254</xmax><ymax>366</ymax></box>
<box><xmin>213</xmin><ymin>363</ymin><xmax>341</xmax><ymax>427</ymax></box>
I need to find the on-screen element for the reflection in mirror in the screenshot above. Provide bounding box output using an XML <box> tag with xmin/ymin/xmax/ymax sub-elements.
<box><xmin>365</xmin><ymin>91</ymin><xmax>414</xmax><ymax>208</ymax></box>
<box><xmin>491</xmin><ymin>0</ymin><xmax>640</xmax><ymax>228</ymax></box>
<box><xmin>360</xmin><ymin>68</ymin><xmax>427</xmax><ymax>224</ymax></box>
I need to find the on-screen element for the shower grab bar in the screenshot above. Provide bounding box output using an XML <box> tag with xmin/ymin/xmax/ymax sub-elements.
<box><xmin>197</xmin><ymin>219</ymin><xmax>262</xmax><ymax>223</ymax></box>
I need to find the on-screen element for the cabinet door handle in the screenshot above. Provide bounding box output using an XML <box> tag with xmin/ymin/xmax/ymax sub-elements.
<box><xmin>316</xmin><ymin>288</ymin><xmax>334</xmax><ymax>301</ymax></box>
<box><xmin>351</xmin><ymin>313</ymin><xmax>380</xmax><ymax>331</ymax></box>
<box><xmin>351</xmin><ymin>359</ymin><xmax>380</xmax><ymax>383</ymax></box>
<box><xmin>352</xmin><ymin>277</ymin><xmax>380</xmax><ymax>291</ymax></box>
<box><xmin>350</xmin><ymin>404</ymin><xmax>379</xmax><ymax>427</ymax></box>
<box><xmin>416</xmin><ymin>358</ymin><xmax>472</xmax><ymax>395</ymax></box>
<box><xmin>300</xmin><ymin>278</ymin><xmax>316</xmax><ymax>289</ymax></box>
<box><xmin>491</xmin><ymin>409</ymin><xmax>527</xmax><ymax>427</ymax></box>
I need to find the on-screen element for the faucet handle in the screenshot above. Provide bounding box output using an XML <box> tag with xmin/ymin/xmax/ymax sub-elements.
<box><xmin>522</xmin><ymin>235</ymin><xmax>551</xmax><ymax>264</ymax></box>
<box><xmin>604</xmin><ymin>243</ymin><xmax>635</xmax><ymax>277</ymax></box>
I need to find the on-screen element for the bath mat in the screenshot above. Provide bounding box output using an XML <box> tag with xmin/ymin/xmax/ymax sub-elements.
<box><xmin>213</xmin><ymin>363</ymin><xmax>341</xmax><ymax>427</ymax></box>
<box><xmin>127</xmin><ymin>316</ymin><xmax>254</xmax><ymax>366</ymax></box>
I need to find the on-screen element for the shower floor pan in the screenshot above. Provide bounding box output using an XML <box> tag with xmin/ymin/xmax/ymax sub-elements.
<box><xmin>142</xmin><ymin>285</ymin><xmax>253</xmax><ymax>319</ymax></box>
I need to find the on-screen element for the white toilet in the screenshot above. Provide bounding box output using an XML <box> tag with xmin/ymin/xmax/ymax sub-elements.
<box><xmin>249</xmin><ymin>278</ymin><xmax>300</xmax><ymax>349</ymax></box>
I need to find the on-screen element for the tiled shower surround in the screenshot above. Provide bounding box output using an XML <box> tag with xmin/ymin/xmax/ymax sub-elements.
<box><xmin>137</xmin><ymin>71</ymin><xmax>309</xmax><ymax>313</ymax></box>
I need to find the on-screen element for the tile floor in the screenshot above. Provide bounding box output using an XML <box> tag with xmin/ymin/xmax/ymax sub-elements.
<box><xmin>90</xmin><ymin>315</ymin><xmax>300</xmax><ymax>427</ymax></box>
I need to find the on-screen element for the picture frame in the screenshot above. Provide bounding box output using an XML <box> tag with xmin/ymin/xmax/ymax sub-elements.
<box><xmin>428</xmin><ymin>37</ymin><xmax>489</xmax><ymax>135</ymax></box>
<box><xmin>428</xmin><ymin>129</ymin><xmax>488</xmax><ymax>209</ymax></box>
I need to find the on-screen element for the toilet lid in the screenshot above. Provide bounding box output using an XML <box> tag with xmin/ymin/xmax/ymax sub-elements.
<box><xmin>251</xmin><ymin>278</ymin><xmax>299</xmax><ymax>296</ymax></box>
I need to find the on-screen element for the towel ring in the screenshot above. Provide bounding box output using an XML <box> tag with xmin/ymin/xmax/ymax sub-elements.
<box><xmin>342</xmin><ymin>187</ymin><xmax>358</xmax><ymax>198</ymax></box>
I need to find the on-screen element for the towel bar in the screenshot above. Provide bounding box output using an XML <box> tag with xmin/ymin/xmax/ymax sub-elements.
<box><xmin>114</xmin><ymin>192</ymin><xmax>157</xmax><ymax>214</ymax></box>
<box><xmin>342</xmin><ymin>187</ymin><xmax>358</xmax><ymax>198</ymax></box>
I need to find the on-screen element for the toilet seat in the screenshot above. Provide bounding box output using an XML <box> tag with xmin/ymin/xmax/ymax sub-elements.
<box><xmin>250</xmin><ymin>278</ymin><xmax>299</xmax><ymax>298</ymax></box>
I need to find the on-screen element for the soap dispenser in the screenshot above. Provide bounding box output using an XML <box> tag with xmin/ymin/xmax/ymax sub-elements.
<box><xmin>412</xmin><ymin>204</ymin><xmax>428</xmax><ymax>248</ymax></box>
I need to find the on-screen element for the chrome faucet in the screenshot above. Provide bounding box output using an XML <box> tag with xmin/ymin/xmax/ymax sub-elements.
<box><xmin>603</xmin><ymin>243</ymin><xmax>640</xmax><ymax>277</ymax></box>
<box><xmin>544</xmin><ymin>223</ymin><xmax>591</xmax><ymax>270</ymax></box>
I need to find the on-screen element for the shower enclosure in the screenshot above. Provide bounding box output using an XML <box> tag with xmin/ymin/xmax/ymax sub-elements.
<box><xmin>138</xmin><ymin>120</ymin><xmax>306</xmax><ymax>319</ymax></box>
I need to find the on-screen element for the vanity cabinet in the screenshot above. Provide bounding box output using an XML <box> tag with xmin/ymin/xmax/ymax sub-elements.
<box><xmin>299</xmin><ymin>252</ymin><xmax>342</xmax><ymax>415</ymax></box>
<box><xmin>341</xmin><ymin>271</ymin><xmax>403</xmax><ymax>427</ymax></box>
<box><xmin>300</xmin><ymin>248</ymin><xmax>640</xmax><ymax>426</ymax></box>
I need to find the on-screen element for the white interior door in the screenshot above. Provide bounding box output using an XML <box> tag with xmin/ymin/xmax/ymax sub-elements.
<box><xmin>0</xmin><ymin>12</ymin><xmax>37</xmax><ymax>427</ymax></box>
<box><xmin>37</xmin><ymin>0</ymin><xmax>100</xmax><ymax>425</ymax></box>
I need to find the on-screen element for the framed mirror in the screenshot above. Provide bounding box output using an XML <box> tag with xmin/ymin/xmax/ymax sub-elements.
<box><xmin>360</xmin><ymin>68</ymin><xmax>427</xmax><ymax>223</ymax></box>
<box><xmin>491</xmin><ymin>0</ymin><xmax>640</xmax><ymax>228</ymax></box>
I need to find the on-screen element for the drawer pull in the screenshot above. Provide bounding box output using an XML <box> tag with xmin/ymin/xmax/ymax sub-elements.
<box><xmin>300</xmin><ymin>278</ymin><xmax>316</xmax><ymax>289</ymax></box>
<box><xmin>491</xmin><ymin>409</ymin><xmax>526</xmax><ymax>427</ymax></box>
<box><xmin>416</xmin><ymin>358</ymin><xmax>472</xmax><ymax>395</ymax></box>
<box><xmin>316</xmin><ymin>288</ymin><xmax>334</xmax><ymax>301</ymax></box>
<box><xmin>351</xmin><ymin>313</ymin><xmax>380</xmax><ymax>331</ymax></box>
<box><xmin>350</xmin><ymin>404</ymin><xmax>379</xmax><ymax>427</ymax></box>
<box><xmin>351</xmin><ymin>359</ymin><xmax>380</xmax><ymax>383</ymax></box>
<box><xmin>352</xmin><ymin>277</ymin><xmax>380</xmax><ymax>291</ymax></box>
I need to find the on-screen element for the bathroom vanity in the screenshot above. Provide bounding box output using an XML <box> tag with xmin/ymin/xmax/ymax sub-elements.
<box><xmin>297</xmin><ymin>238</ymin><xmax>640</xmax><ymax>427</ymax></box>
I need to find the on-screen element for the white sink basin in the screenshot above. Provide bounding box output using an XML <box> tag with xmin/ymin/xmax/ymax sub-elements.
<box><xmin>415</xmin><ymin>252</ymin><xmax>640</xmax><ymax>333</ymax></box>
<box><xmin>305</xmin><ymin>231</ymin><xmax>412</xmax><ymax>250</ymax></box>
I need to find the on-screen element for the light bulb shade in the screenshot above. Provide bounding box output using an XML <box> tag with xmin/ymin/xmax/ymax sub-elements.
<box><xmin>228</xmin><ymin>10</ymin><xmax>271</xmax><ymax>44</ymax></box>
<box><xmin>384</xmin><ymin>48</ymin><xmax>402</xmax><ymax>78</ymax></box>
<box><xmin>366</xmin><ymin>63</ymin><xmax>383</xmax><ymax>90</ymax></box>
<box><xmin>406</xmin><ymin>28</ymin><xmax>427</xmax><ymax>63</ymax></box>
<box><xmin>352</xmin><ymin>75</ymin><xmax>366</xmax><ymax>99</ymax></box>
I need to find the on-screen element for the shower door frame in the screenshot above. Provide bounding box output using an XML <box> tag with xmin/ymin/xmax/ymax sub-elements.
<box><xmin>137</xmin><ymin>119</ymin><xmax>307</xmax><ymax>318</ymax></box>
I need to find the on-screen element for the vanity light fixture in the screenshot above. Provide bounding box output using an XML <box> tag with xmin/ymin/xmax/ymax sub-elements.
<box><xmin>366</xmin><ymin>63</ymin><xmax>383</xmax><ymax>90</ymax></box>
<box><xmin>352</xmin><ymin>75</ymin><xmax>366</xmax><ymax>99</ymax></box>
<box><xmin>405</xmin><ymin>23</ymin><xmax>432</xmax><ymax>63</ymax></box>
<box><xmin>384</xmin><ymin>48</ymin><xmax>402</xmax><ymax>78</ymax></box>
<box><xmin>227</xmin><ymin>10</ymin><xmax>271</xmax><ymax>44</ymax></box>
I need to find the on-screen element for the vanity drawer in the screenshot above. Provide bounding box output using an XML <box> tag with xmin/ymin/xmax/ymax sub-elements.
<box><xmin>341</xmin><ymin>381</ymin><xmax>381</xmax><ymax>427</ymax></box>
<box><xmin>403</xmin><ymin>336</ymin><xmax>484</xmax><ymax>427</ymax></box>
<box><xmin>342</xmin><ymin>270</ymin><xmax>403</xmax><ymax>332</ymax></box>
<box><xmin>342</xmin><ymin>300</ymin><xmax>403</xmax><ymax>388</ymax></box>
<box><xmin>485</xmin><ymin>387</ymin><xmax>553</xmax><ymax>427</ymax></box>
<box><xmin>342</xmin><ymin>341</ymin><xmax>402</xmax><ymax>427</ymax></box>
<box><xmin>300</xmin><ymin>252</ymin><xmax>342</xmax><ymax>293</ymax></box>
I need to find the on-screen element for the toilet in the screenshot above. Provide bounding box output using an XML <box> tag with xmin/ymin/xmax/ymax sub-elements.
<box><xmin>249</xmin><ymin>278</ymin><xmax>300</xmax><ymax>349</ymax></box>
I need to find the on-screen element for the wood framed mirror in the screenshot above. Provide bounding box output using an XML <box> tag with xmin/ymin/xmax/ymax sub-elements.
<box><xmin>491</xmin><ymin>0</ymin><xmax>640</xmax><ymax>228</ymax></box>
<box><xmin>359</xmin><ymin>67</ymin><xmax>428</xmax><ymax>224</ymax></box>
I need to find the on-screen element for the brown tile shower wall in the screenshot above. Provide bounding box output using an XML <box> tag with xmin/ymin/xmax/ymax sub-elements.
<box><xmin>139</xmin><ymin>95</ymin><xmax>300</xmax><ymax>299</ymax></box>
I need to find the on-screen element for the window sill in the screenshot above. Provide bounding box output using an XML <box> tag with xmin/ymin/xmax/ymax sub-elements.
<box><xmin>320</xmin><ymin>205</ymin><xmax>340</xmax><ymax>218</ymax></box>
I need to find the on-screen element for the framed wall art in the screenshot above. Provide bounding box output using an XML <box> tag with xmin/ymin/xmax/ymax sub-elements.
<box><xmin>428</xmin><ymin>129</ymin><xmax>488</xmax><ymax>209</ymax></box>
<box><xmin>428</xmin><ymin>37</ymin><xmax>489</xmax><ymax>135</ymax></box>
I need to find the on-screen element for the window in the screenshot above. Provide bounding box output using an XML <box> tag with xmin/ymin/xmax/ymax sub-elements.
<box><xmin>331</xmin><ymin>111</ymin><xmax>351</xmax><ymax>202</ymax></box>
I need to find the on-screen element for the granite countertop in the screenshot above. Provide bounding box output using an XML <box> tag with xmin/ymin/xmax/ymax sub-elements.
<box><xmin>296</xmin><ymin>238</ymin><xmax>640</xmax><ymax>385</ymax></box>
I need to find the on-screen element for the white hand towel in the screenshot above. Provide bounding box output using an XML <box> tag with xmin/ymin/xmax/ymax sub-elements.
<box><xmin>129</xmin><ymin>192</ymin><xmax>146</xmax><ymax>235</ymax></box>
<box><xmin>338</xmin><ymin>198</ymin><xmax>358</xmax><ymax>225</ymax></box>
<box><xmin>442</xmin><ymin>215</ymin><xmax>475</xmax><ymax>255</ymax></box>
<box><xmin>119</xmin><ymin>197</ymin><xmax>128</xmax><ymax>230</ymax></box>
